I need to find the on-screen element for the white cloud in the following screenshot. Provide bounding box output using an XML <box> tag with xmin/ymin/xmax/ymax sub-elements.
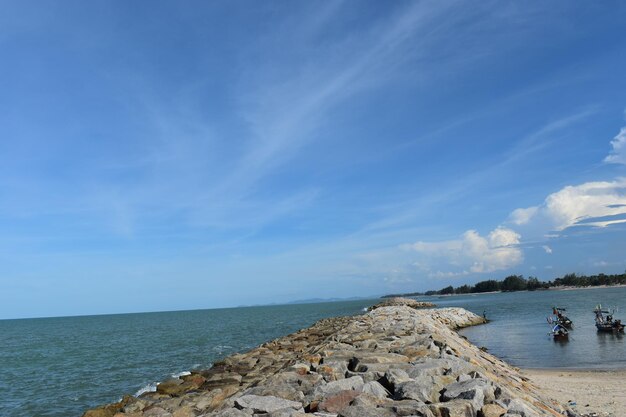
<box><xmin>542</xmin><ymin>245</ymin><xmax>553</xmax><ymax>254</ymax></box>
<box><xmin>511</xmin><ymin>178</ymin><xmax>626</xmax><ymax>232</ymax></box>
<box><xmin>405</xmin><ymin>227</ymin><xmax>523</xmax><ymax>276</ymax></box>
<box><xmin>510</xmin><ymin>206</ymin><xmax>538</xmax><ymax>225</ymax></box>
<box><xmin>604</xmin><ymin>127</ymin><xmax>626</xmax><ymax>165</ymax></box>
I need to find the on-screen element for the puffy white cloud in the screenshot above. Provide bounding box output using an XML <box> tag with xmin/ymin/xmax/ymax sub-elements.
<box><xmin>511</xmin><ymin>178</ymin><xmax>626</xmax><ymax>231</ymax></box>
<box><xmin>405</xmin><ymin>227</ymin><xmax>523</xmax><ymax>276</ymax></box>
<box><xmin>510</xmin><ymin>206</ymin><xmax>538</xmax><ymax>225</ymax></box>
<box><xmin>604</xmin><ymin>127</ymin><xmax>626</xmax><ymax>165</ymax></box>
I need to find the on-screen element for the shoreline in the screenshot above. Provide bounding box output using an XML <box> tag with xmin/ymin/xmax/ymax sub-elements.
<box><xmin>415</xmin><ymin>283</ymin><xmax>626</xmax><ymax>298</ymax></box>
<box><xmin>522</xmin><ymin>368</ymin><xmax>625</xmax><ymax>417</ymax></box>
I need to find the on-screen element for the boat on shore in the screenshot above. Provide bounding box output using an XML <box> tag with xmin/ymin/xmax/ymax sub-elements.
<box><xmin>594</xmin><ymin>304</ymin><xmax>624</xmax><ymax>332</ymax></box>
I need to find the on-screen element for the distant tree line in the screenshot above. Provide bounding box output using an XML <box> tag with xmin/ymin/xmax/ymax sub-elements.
<box><xmin>382</xmin><ymin>272</ymin><xmax>626</xmax><ymax>298</ymax></box>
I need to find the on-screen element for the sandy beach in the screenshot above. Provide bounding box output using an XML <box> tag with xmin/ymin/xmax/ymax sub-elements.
<box><xmin>522</xmin><ymin>368</ymin><xmax>626</xmax><ymax>416</ymax></box>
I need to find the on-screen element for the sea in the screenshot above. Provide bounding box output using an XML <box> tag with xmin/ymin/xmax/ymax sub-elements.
<box><xmin>1</xmin><ymin>287</ymin><xmax>626</xmax><ymax>417</ymax></box>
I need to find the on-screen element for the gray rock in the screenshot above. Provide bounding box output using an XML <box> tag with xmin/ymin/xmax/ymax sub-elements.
<box><xmin>314</xmin><ymin>376</ymin><xmax>364</xmax><ymax>398</ymax></box>
<box><xmin>384</xmin><ymin>368</ymin><xmax>412</xmax><ymax>387</ymax></box>
<box><xmin>206</xmin><ymin>409</ymin><xmax>252</xmax><ymax>417</ymax></box>
<box><xmin>344</xmin><ymin>370</ymin><xmax>380</xmax><ymax>383</ymax></box>
<box><xmin>144</xmin><ymin>407</ymin><xmax>174</xmax><ymax>417</ymax></box>
<box><xmin>243</xmin><ymin>384</ymin><xmax>305</xmax><ymax>402</ymax></box>
<box><xmin>408</xmin><ymin>358</ymin><xmax>472</xmax><ymax>379</ymax></box>
<box><xmin>349</xmin><ymin>393</ymin><xmax>391</xmax><ymax>408</ymax></box>
<box><xmin>441</xmin><ymin>378</ymin><xmax>494</xmax><ymax>409</ymax></box>
<box><xmin>234</xmin><ymin>395</ymin><xmax>302</xmax><ymax>413</ymax></box>
<box><xmin>267</xmin><ymin>409</ymin><xmax>307</xmax><ymax>417</ymax></box>
<box><xmin>504</xmin><ymin>398</ymin><xmax>540</xmax><ymax>417</ymax></box>
<box><xmin>337</xmin><ymin>404</ymin><xmax>396</xmax><ymax>417</ymax></box>
<box><xmin>429</xmin><ymin>399</ymin><xmax>476</xmax><ymax>417</ymax></box>
<box><xmin>387</xmin><ymin>399</ymin><xmax>435</xmax><ymax>417</ymax></box>
<box><xmin>351</xmin><ymin>362</ymin><xmax>412</xmax><ymax>373</ymax></box>
<box><xmin>361</xmin><ymin>381</ymin><xmax>389</xmax><ymax>399</ymax></box>
<box><xmin>395</xmin><ymin>377</ymin><xmax>441</xmax><ymax>403</ymax></box>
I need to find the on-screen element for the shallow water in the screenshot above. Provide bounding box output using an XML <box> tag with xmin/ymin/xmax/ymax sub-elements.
<box><xmin>2</xmin><ymin>287</ymin><xmax>626</xmax><ymax>416</ymax></box>
<box><xmin>417</xmin><ymin>286</ymin><xmax>626</xmax><ymax>369</ymax></box>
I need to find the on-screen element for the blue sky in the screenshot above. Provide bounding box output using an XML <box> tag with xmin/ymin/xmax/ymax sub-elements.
<box><xmin>1</xmin><ymin>1</ymin><xmax>626</xmax><ymax>318</ymax></box>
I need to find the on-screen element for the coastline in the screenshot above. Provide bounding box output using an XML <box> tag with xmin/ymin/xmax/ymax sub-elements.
<box><xmin>522</xmin><ymin>368</ymin><xmax>625</xmax><ymax>417</ymax></box>
<box><xmin>420</xmin><ymin>283</ymin><xmax>626</xmax><ymax>298</ymax></box>
<box><xmin>83</xmin><ymin>301</ymin><xmax>577</xmax><ymax>417</ymax></box>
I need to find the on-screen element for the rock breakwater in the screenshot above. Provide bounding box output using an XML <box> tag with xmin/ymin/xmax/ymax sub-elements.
<box><xmin>84</xmin><ymin>305</ymin><xmax>575</xmax><ymax>417</ymax></box>
<box><xmin>368</xmin><ymin>297</ymin><xmax>436</xmax><ymax>311</ymax></box>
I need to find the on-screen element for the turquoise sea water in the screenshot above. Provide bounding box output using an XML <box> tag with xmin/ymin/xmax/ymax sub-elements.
<box><xmin>2</xmin><ymin>287</ymin><xmax>626</xmax><ymax>416</ymax></box>
<box><xmin>0</xmin><ymin>300</ymin><xmax>376</xmax><ymax>417</ymax></box>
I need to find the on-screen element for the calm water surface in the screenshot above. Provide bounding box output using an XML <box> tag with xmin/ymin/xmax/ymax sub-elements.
<box><xmin>415</xmin><ymin>286</ymin><xmax>626</xmax><ymax>369</ymax></box>
<box><xmin>2</xmin><ymin>288</ymin><xmax>626</xmax><ymax>416</ymax></box>
<box><xmin>0</xmin><ymin>300</ymin><xmax>376</xmax><ymax>417</ymax></box>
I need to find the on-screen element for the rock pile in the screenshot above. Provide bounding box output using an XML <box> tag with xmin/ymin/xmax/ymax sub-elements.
<box><xmin>83</xmin><ymin>305</ymin><xmax>576</xmax><ymax>417</ymax></box>
<box><xmin>368</xmin><ymin>297</ymin><xmax>436</xmax><ymax>311</ymax></box>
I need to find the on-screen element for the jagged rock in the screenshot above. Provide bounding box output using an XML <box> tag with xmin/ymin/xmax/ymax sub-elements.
<box><xmin>441</xmin><ymin>378</ymin><xmax>495</xmax><ymax>409</ymax></box>
<box><xmin>344</xmin><ymin>370</ymin><xmax>380</xmax><ymax>383</ymax></box>
<box><xmin>317</xmin><ymin>390</ymin><xmax>361</xmax><ymax>413</ymax></box>
<box><xmin>349</xmin><ymin>393</ymin><xmax>391</xmax><ymax>408</ymax></box>
<box><xmin>351</xmin><ymin>361</ymin><xmax>412</xmax><ymax>374</ymax></box>
<box><xmin>395</xmin><ymin>376</ymin><xmax>445</xmax><ymax>403</ymax></box>
<box><xmin>244</xmin><ymin>384</ymin><xmax>305</xmax><ymax>402</ymax></box>
<box><xmin>503</xmin><ymin>398</ymin><xmax>540</xmax><ymax>416</ymax></box>
<box><xmin>337</xmin><ymin>404</ymin><xmax>396</xmax><ymax>417</ymax></box>
<box><xmin>317</xmin><ymin>360</ymin><xmax>348</xmax><ymax>381</ymax></box>
<box><xmin>267</xmin><ymin>409</ymin><xmax>307</xmax><ymax>417</ymax></box>
<box><xmin>383</xmin><ymin>368</ymin><xmax>412</xmax><ymax>388</ymax></box>
<box><xmin>234</xmin><ymin>395</ymin><xmax>302</xmax><ymax>413</ymax></box>
<box><xmin>143</xmin><ymin>407</ymin><xmax>173</xmax><ymax>417</ymax></box>
<box><xmin>122</xmin><ymin>398</ymin><xmax>147</xmax><ymax>413</ymax></box>
<box><xmin>368</xmin><ymin>298</ymin><xmax>436</xmax><ymax>310</ymax></box>
<box><xmin>361</xmin><ymin>381</ymin><xmax>389</xmax><ymax>399</ymax></box>
<box><xmin>83</xmin><ymin>396</ymin><xmax>132</xmax><ymax>417</ymax></box>
<box><xmin>206</xmin><ymin>409</ymin><xmax>251</xmax><ymax>417</ymax></box>
<box><xmin>192</xmin><ymin>386</ymin><xmax>238</xmax><ymax>411</ymax></box>
<box><xmin>172</xmin><ymin>406</ymin><xmax>197</xmax><ymax>417</ymax></box>
<box><xmin>314</xmin><ymin>376</ymin><xmax>364</xmax><ymax>398</ymax></box>
<box><xmin>386</xmin><ymin>399</ymin><xmax>434</xmax><ymax>416</ymax></box>
<box><xmin>481</xmin><ymin>403</ymin><xmax>506</xmax><ymax>417</ymax></box>
<box><xmin>429</xmin><ymin>399</ymin><xmax>476</xmax><ymax>417</ymax></box>
<box><xmin>157</xmin><ymin>379</ymin><xmax>188</xmax><ymax>396</ymax></box>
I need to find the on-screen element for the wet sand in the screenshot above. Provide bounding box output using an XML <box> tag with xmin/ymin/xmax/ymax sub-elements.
<box><xmin>522</xmin><ymin>368</ymin><xmax>626</xmax><ymax>417</ymax></box>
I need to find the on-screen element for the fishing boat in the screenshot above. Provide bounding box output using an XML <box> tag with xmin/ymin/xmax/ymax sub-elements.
<box><xmin>594</xmin><ymin>304</ymin><xmax>624</xmax><ymax>332</ymax></box>
<box><xmin>547</xmin><ymin>316</ymin><xmax>569</xmax><ymax>340</ymax></box>
<box><xmin>549</xmin><ymin>322</ymin><xmax>569</xmax><ymax>340</ymax></box>
<box><xmin>552</xmin><ymin>307</ymin><xmax>573</xmax><ymax>328</ymax></box>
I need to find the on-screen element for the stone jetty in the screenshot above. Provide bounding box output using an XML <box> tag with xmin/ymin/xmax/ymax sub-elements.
<box><xmin>367</xmin><ymin>297</ymin><xmax>436</xmax><ymax>310</ymax></box>
<box><xmin>84</xmin><ymin>299</ymin><xmax>576</xmax><ymax>417</ymax></box>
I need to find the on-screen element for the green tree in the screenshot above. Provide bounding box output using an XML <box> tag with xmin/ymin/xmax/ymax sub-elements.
<box><xmin>440</xmin><ymin>285</ymin><xmax>455</xmax><ymax>295</ymax></box>
<box><xmin>501</xmin><ymin>275</ymin><xmax>527</xmax><ymax>292</ymax></box>
<box><xmin>473</xmin><ymin>280</ymin><xmax>500</xmax><ymax>293</ymax></box>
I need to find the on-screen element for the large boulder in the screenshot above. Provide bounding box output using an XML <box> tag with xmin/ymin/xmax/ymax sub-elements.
<box><xmin>234</xmin><ymin>395</ymin><xmax>302</xmax><ymax>413</ymax></box>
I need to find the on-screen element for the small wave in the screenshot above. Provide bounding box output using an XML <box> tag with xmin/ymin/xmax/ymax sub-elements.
<box><xmin>361</xmin><ymin>307</ymin><xmax>368</xmax><ymax>312</ymax></box>
<box><xmin>134</xmin><ymin>382</ymin><xmax>157</xmax><ymax>397</ymax></box>
<box><xmin>171</xmin><ymin>370</ymin><xmax>191</xmax><ymax>378</ymax></box>
<box><xmin>211</xmin><ymin>345</ymin><xmax>233</xmax><ymax>353</ymax></box>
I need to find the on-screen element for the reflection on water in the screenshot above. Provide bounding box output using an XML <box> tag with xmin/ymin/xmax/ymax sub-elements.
<box><xmin>414</xmin><ymin>287</ymin><xmax>626</xmax><ymax>369</ymax></box>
